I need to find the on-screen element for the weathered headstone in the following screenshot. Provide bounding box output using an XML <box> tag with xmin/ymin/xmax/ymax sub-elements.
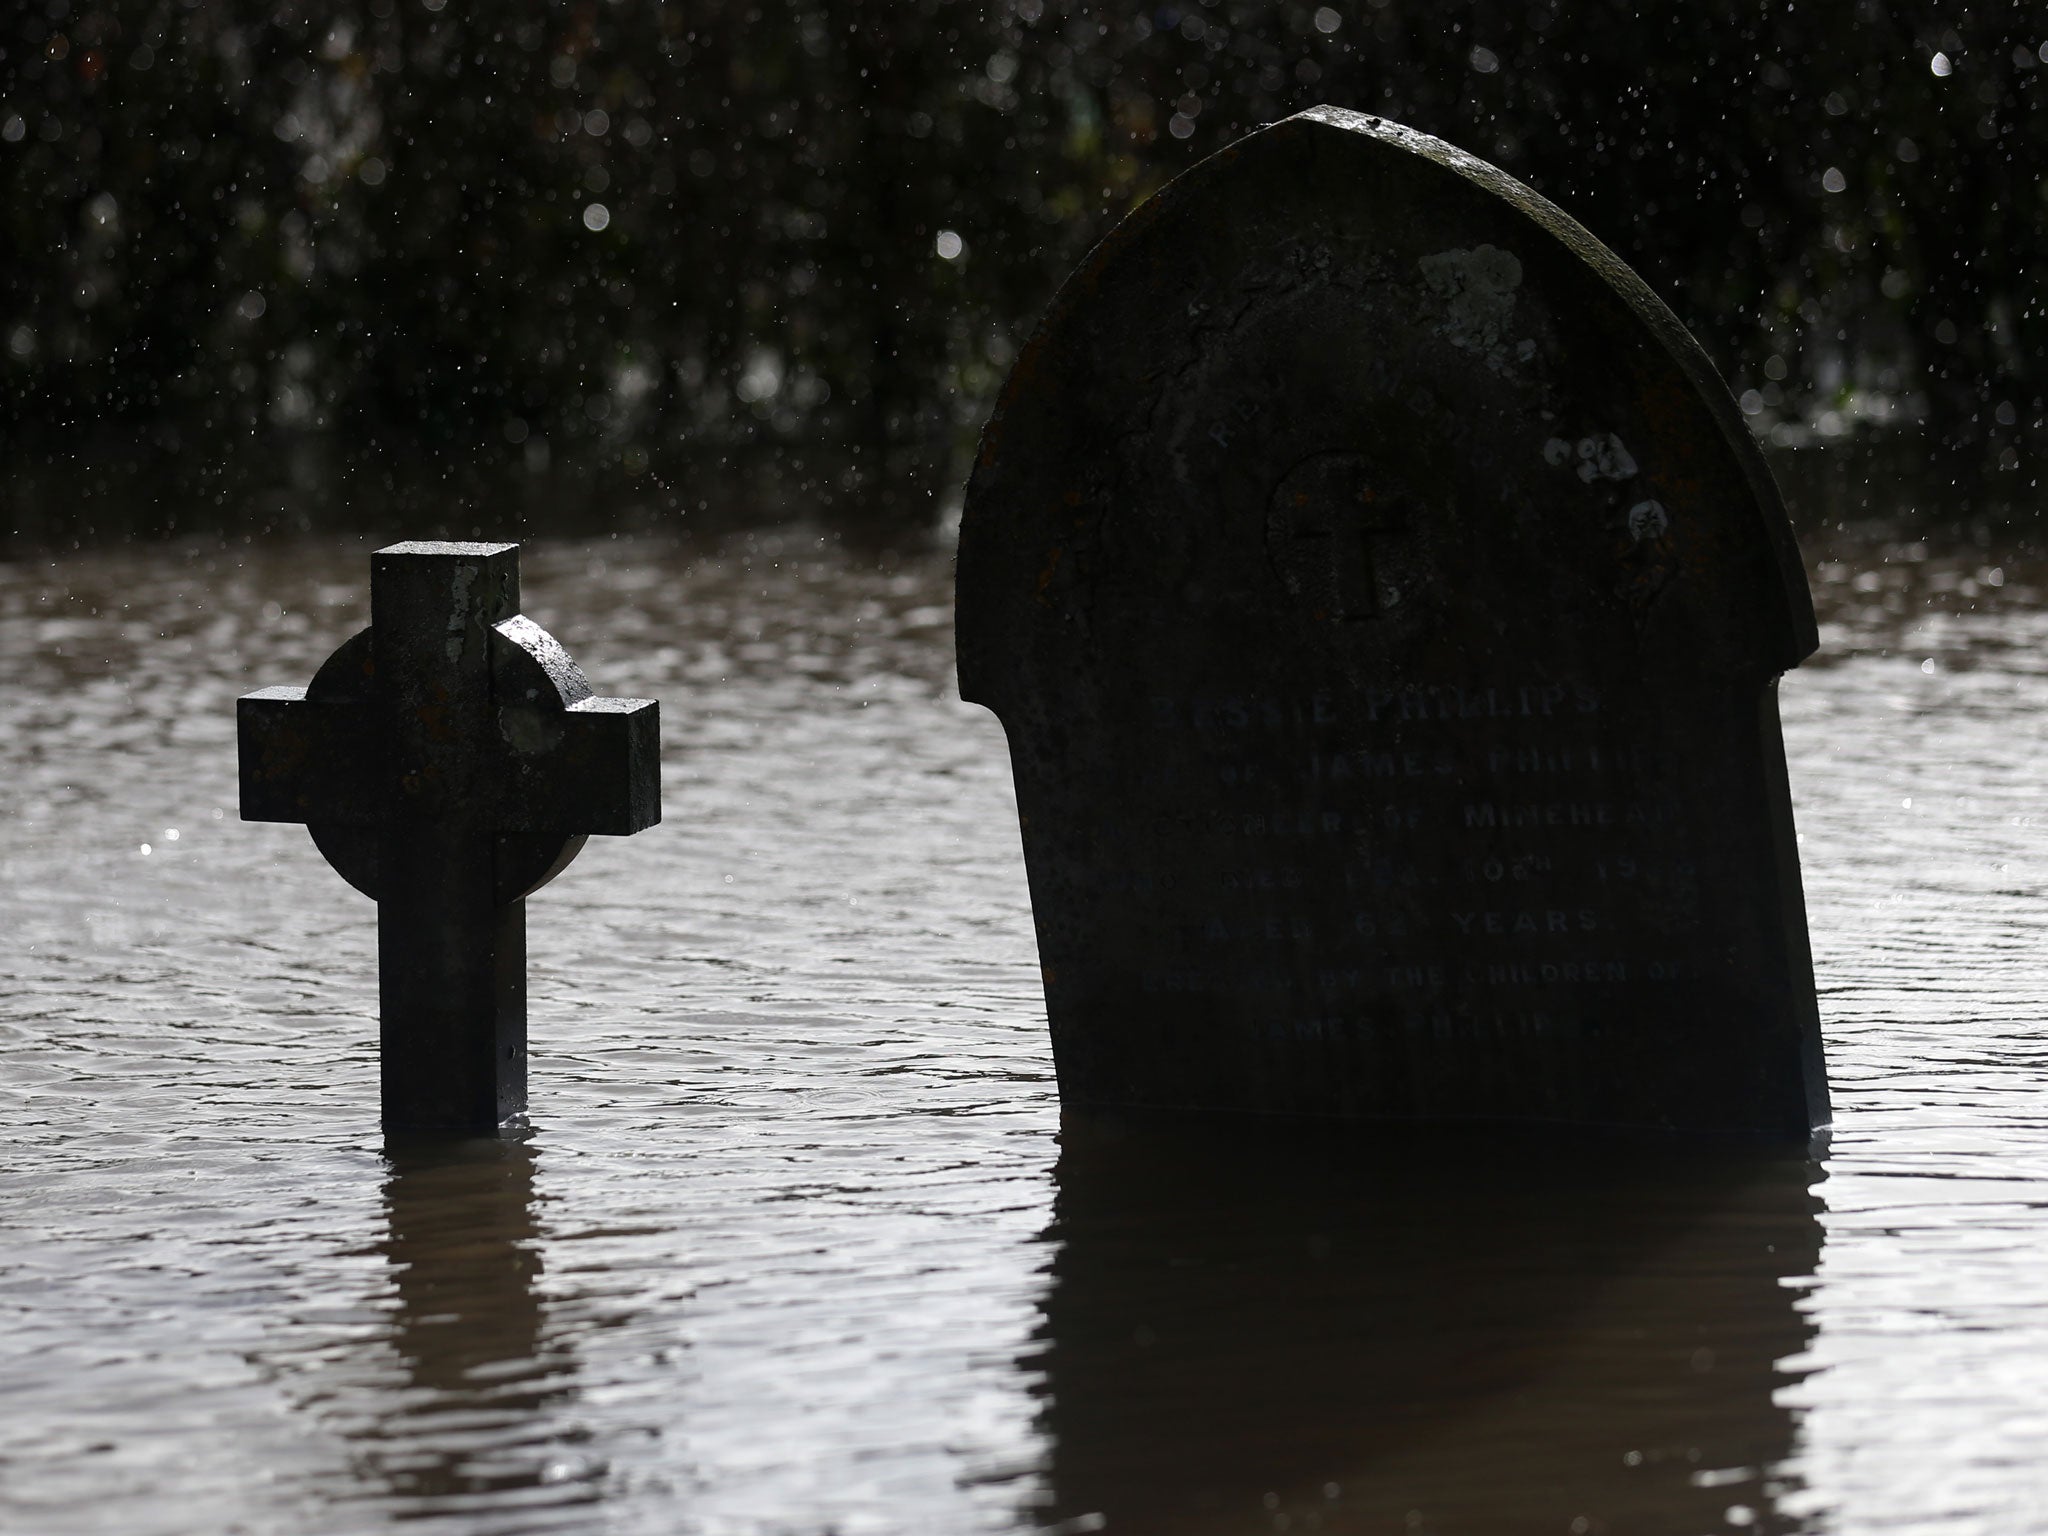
<box><xmin>957</xmin><ymin>110</ymin><xmax>1828</xmax><ymax>1135</ymax></box>
<box><xmin>239</xmin><ymin>541</ymin><xmax>658</xmax><ymax>1134</ymax></box>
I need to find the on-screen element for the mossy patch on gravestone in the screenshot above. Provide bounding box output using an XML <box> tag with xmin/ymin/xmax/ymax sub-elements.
<box><xmin>957</xmin><ymin>109</ymin><xmax>1828</xmax><ymax>1136</ymax></box>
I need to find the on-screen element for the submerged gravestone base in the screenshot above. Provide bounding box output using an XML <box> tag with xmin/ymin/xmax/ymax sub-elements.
<box><xmin>957</xmin><ymin>109</ymin><xmax>1828</xmax><ymax>1136</ymax></box>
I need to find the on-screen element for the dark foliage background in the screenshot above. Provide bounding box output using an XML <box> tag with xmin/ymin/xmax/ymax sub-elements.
<box><xmin>2</xmin><ymin>0</ymin><xmax>2039</xmax><ymax>545</ymax></box>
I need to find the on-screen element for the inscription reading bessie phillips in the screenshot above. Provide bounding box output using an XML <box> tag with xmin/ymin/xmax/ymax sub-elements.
<box><xmin>957</xmin><ymin>109</ymin><xmax>1828</xmax><ymax>1136</ymax></box>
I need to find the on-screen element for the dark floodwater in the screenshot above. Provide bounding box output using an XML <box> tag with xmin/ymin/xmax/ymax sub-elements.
<box><xmin>3</xmin><ymin>527</ymin><xmax>2047</xmax><ymax>1533</ymax></box>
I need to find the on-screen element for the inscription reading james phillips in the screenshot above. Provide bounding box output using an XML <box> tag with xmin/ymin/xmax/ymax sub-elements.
<box><xmin>957</xmin><ymin>109</ymin><xmax>1829</xmax><ymax>1136</ymax></box>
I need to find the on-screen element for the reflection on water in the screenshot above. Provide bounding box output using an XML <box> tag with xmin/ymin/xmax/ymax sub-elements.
<box><xmin>5</xmin><ymin>525</ymin><xmax>2048</xmax><ymax>1531</ymax></box>
<box><xmin>358</xmin><ymin>1136</ymin><xmax>590</xmax><ymax>1514</ymax></box>
<box><xmin>1036</xmin><ymin>1115</ymin><xmax>1818</xmax><ymax>1535</ymax></box>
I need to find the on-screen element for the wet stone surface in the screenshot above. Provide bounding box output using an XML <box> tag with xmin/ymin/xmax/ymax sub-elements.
<box><xmin>958</xmin><ymin>108</ymin><xmax>1829</xmax><ymax>1134</ymax></box>
<box><xmin>239</xmin><ymin>542</ymin><xmax>659</xmax><ymax>1132</ymax></box>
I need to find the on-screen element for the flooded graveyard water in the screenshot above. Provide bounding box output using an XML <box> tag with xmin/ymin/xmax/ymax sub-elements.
<box><xmin>3</xmin><ymin>524</ymin><xmax>2048</xmax><ymax>1534</ymax></box>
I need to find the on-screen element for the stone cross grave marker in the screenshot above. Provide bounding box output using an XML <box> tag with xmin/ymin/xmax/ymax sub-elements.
<box><xmin>957</xmin><ymin>109</ymin><xmax>1829</xmax><ymax>1136</ymax></box>
<box><xmin>239</xmin><ymin>542</ymin><xmax>658</xmax><ymax>1134</ymax></box>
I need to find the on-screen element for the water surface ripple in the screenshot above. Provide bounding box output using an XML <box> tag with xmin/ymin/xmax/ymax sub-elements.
<box><xmin>1</xmin><ymin>530</ymin><xmax>2043</xmax><ymax>1534</ymax></box>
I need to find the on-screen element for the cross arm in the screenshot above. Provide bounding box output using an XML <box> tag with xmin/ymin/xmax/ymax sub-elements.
<box><xmin>559</xmin><ymin>696</ymin><xmax>660</xmax><ymax>835</ymax></box>
<box><xmin>486</xmin><ymin>618</ymin><xmax>660</xmax><ymax>837</ymax></box>
<box><xmin>489</xmin><ymin>695</ymin><xmax>660</xmax><ymax>835</ymax></box>
<box><xmin>238</xmin><ymin>686</ymin><xmax>383</xmax><ymax>827</ymax></box>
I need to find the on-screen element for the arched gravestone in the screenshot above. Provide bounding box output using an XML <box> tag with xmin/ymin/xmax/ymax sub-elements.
<box><xmin>957</xmin><ymin>109</ymin><xmax>1830</xmax><ymax>1136</ymax></box>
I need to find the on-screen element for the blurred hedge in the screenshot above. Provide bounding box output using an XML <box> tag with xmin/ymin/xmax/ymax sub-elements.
<box><xmin>2</xmin><ymin>1</ymin><xmax>2039</xmax><ymax>545</ymax></box>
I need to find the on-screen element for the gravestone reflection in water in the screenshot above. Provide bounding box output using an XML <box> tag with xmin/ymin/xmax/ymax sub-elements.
<box><xmin>1036</xmin><ymin>1120</ymin><xmax>1819</xmax><ymax>1533</ymax></box>
<box><xmin>957</xmin><ymin>109</ymin><xmax>1829</xmax><ymax>1135</ymax></box>
<box><xmin>238</xmin><ymin>542</ymin><xmax>659</xmax><ymax>1134</ymax></box>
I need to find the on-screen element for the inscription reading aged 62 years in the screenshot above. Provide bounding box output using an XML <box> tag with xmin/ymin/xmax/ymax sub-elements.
<box><xmin>956</xmin><ymin>109</ymin><xmax>1828</xmax><ymax>1136</ymax></box>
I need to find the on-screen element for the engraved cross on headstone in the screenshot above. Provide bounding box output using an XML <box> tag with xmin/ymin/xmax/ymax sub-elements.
<box><xmin>238</xmin><ymin>541</ymin><xmax>659</xmax><ymax>1134</ymax></box>
<box><xmin>1266</xmin><ymin>450</ymin><xmax>1404</xmax><ymax>622</ymax></box>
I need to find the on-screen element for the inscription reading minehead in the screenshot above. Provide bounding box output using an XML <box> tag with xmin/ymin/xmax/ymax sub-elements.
<box><xmin>957</xmin><ymin>110</ymin><xmax>1829</xmax><ymax>1136</ymax></box>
